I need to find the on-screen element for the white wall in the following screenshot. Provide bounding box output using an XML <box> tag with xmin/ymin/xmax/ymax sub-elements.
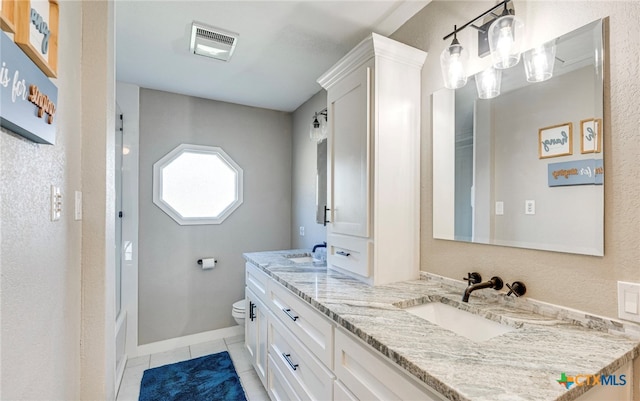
<box><xmin>291</xmin><ymin>90</ymin><xmax>328</xmax><ymax>250</ymax></box>
<box><xmin>80</xmin><ymin>1</ymin><xmax>116</xmax><ymax>398</ymax></box>
<box><xmin>138</xmin><ymin>89</ymin><xmax>292</xmax><ymax>345</ymax></box>
<box><xmin>392</xmin><ymin>1</ymin><xmax>640</xmax><ymax>318</ymax></box>
<box><xmin>0</xmin><ymin>2</ymin><xmax>83</xmax><ymax>399</ymax></box>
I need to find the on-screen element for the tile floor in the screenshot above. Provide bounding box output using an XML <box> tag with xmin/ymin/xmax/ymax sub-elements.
<box><xmin>116</xmin><ymin>334</ymin><xmax>269</xmax><ymax>401</ymax></box>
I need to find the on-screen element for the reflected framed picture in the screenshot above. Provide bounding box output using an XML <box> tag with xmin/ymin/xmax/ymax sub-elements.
<box><xmin>580</xmin><ymin>118</ymin><xmax>602</xmax><ymax>154</ymax></box>
<box><xmin>539</xmin><ymin>122</ymin><xmax>573</xmax><ymax>159</ymax></box>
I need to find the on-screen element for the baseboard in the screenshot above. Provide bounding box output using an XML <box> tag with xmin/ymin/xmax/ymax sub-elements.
<box><xmin>134</xmin><ymin>325</ymin><xmax>244</xmax><ymax>357</ymax></box>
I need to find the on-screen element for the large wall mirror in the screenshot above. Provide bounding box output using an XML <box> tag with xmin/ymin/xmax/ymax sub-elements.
<box><xmin>432</xmin><ymin>19</ymin><xmax>604</xmax><ymax>256</ymax></box>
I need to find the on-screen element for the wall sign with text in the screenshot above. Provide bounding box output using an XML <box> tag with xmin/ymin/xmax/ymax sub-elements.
<box><xmin>15</xmin><ymin>0</ymin><xmax>58</xmax><ymax>78</ymax></box>
<box><xmin>548</xmin><ymin>159</ymin><xmax>604</xmax><ymax>187</ymax></box>
<box><xmin>0</xmin><ymin>31</ymin><xmax>57</xmax><ymax>144</ymax></box>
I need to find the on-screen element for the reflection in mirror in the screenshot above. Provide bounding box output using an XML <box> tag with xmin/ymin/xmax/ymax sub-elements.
<box><xmin>432</xmin><ymin>20</ymin><xmax>604</xmax><ymax>256</ymax></box>
<box><xmin>316</xmin><ymin>138</ymin><xmax>328</xmax><ymax>224</ymax></box>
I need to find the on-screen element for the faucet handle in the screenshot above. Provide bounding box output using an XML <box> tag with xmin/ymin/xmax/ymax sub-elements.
<box><xmin>506</xmin><ymin>281</ymin><xmax>527</xmax><ymax>297</ymax></box>
<box><xmin>463</xmin><ymin>272</ymin><xmax>482</xmax><ymax>286</ymax></box>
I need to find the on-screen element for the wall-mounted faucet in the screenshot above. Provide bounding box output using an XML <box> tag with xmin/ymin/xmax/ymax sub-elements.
<box><xmin>506</xmin><ymin>281</ymin><xmax>526</xmax><ymax>297</ymax></box>
<box><xmin>462</xmin><ymin>276</ymin><xmax>503</xmax><ymax>302</ymax></box>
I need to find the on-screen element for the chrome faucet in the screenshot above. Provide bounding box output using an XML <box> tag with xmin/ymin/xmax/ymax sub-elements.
<box><xmin>462</xmin><ymin>275</ymin><xmax>503</xmax><ymax>302</ymax></box>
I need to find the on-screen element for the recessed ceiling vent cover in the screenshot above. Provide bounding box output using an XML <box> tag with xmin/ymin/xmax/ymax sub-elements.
<box><xmin>189</xmin><ymin>22</ymin><xmax>239</xmax><ymax>62</ymax></box>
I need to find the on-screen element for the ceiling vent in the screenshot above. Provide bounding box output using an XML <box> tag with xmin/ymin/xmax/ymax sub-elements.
<box><xmin>189</xmin><ymin>22</ymin><xmax>238</xmax><ymax>62</ymax></box>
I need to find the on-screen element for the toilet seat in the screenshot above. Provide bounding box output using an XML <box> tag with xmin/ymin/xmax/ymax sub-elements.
<box><xmin>232</xmin><ymin>299</ymin><xmax>245</xmax><ymax>314</ymax></box>
<box><xmin>232</xmin><ymin>299</ymin><xmax>246</xmax><ymax>326</ymax></box>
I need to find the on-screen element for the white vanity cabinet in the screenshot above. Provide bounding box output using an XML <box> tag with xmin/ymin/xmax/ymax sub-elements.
<box><xmin>318</xmin><ymin>33</ymin><xmax>427</xmax><ymax>286</ymax></box>
<box><xmin>245</xmin><ymin>261</ymin><xmax>447</xmax><ymax>401</ymax></box>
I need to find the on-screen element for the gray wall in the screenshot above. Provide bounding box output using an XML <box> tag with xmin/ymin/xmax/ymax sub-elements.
<box><xmin>138</xmin><ymin>89</ymin><xmax>292</xmax><ymax>344</ymax></box>
<box><xmin>291</xmin><ymin>90</ymin><xmax>328</xmax><ymax>249</ymax></box>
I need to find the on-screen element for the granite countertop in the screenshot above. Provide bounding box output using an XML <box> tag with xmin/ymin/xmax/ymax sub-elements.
<box><xmin>243</xmin><ymin>249</ymin><xmax>640</xmax><ymax>401</ymax></box>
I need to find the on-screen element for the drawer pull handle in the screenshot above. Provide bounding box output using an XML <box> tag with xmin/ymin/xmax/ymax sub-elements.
<box><xmin>282</xmin><ymin>353</ymin><xmax>299</xmax><ymax>371</ymax></box>
<box><xmin>336</xmin><ymin>251</ymin><xmax>351</xmax><ymax>257</ymax></box>
<box><xmin>282</xmin><ymin>308</ymin><xmax>299</xmax><ymax>321</ymax></box>
<box><xmin>249</xmin><ymin>301</ymin><xmax>256</xmax><ymax>321</ymax></box>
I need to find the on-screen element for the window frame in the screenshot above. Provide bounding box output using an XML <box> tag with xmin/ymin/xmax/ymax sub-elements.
<box><xmin>152</xmin><ymin>144</ymin><xmax>244</xmax><ymax>225</ymax></box>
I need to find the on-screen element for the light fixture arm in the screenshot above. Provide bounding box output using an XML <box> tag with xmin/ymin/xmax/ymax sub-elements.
<box><xmin>442</xmin><ymin>0</ymin><xmax>512</xmax><ymax>41</ymax></box>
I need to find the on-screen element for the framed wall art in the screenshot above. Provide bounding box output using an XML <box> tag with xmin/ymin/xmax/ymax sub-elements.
<box><xmin>580</xmin><ymin>118</ymin><xmax>602</xmax><ymax>154</ymax></box>
<box><xmin>14</xmin><ymin>0</ymin><xmax>58</xmax><ymax>78</ymax></box>
<box><xmin>0</xmin><ymin>0</ymin><xmax>16</xmax><ymax>33</ymax></box>
<box><xmin>538</xmin><ymin>122</ymin><xmax>573</xmax><ymax>159</ymax></box>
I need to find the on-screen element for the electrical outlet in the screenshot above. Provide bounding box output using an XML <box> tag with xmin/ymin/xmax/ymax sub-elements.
<box><xmin>618</xmin><ymin>281</ymin><xmax>640</xmax><ymax>323</ymax></box>
<box><xmin>299</xmin><ymin>226</ymin><xmax>305</xmax><ymax>236</ymax></box>
<box><xmin>525</xmin><ymin>200</ymin><xmax>535</xmax><ymax>215</ymax></box>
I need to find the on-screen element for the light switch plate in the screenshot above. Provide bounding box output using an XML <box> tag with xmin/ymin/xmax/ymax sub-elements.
<box><xmin>74</xmin><ymin>191</ymin><xmax>82</xmax><ymax>221</ymax></box>
<box><xmin>495</xmin><ymin>201</ymin><xmax>504</xmax><ymax>215</ymax></box>
<box><xmin>617</xmin><ymin>281</ymin><xmax>640</xmax><ymax>323</ymax></box>
<box><xmin>50</xmin><ymin>185</ymin><xmax>62</xmax><ymax>221</ymax></box>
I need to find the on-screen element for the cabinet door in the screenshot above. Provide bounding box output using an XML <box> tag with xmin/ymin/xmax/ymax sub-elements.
<box><xmin>328</xmin><ymin>61</ymin><xmax>372</xmax><ymax>238</ymax></box>
<box><xmin>246</xmin><ymin>289</ymin><xmax>268</xmax><ymax>387</ymax></box>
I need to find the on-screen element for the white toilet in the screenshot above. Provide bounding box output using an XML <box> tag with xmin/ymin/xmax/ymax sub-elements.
<box><xmin>232</xmin><ymin>299</ymin><xmax>246</xmax><ymax>326</ymax></box>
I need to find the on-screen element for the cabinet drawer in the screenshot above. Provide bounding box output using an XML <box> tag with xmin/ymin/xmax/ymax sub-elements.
<box><xmin>268</xmin><ymin>314</ymin><xmax>334</xmax><ymax>401</ymax></box>
<box><xmin>268</xmin><ymin>354</ymin><xmax>300</xmax><ymax>401</ymax></box>
<box><xmin>334</xmin><ymin>380</ymin><xmax>358</xmax><ymax>401</ymax></box>
<box><xmin>334</xmin><ymin>329</ymin><xmax>446</xmax><ymax>401</ymax></box>
<box><xmin>267</xmin><ymin>280</ymin><xmax>333</xmax><ymax>367</ymax></box>
<box><xmin>327</xmin><ymin>234</ymin><xmax>372</xmax><ymax>278</ymax></box>
<box><xmin>246</xmin><ymin>262</ymin><xmax>269</xmax><ymax>304</ymax></box>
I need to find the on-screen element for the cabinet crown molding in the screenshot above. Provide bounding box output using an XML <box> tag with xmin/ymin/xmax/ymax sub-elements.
<box><xmin>317</xmin><ymin>32</ymin><xmax>427</xmax><ymax>90</ymax></box>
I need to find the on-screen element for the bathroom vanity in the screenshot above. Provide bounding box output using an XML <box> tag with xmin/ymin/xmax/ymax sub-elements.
<box><xmin>244</xmin><ymin>249</ymin><xmax>639</xmax><ymax>401</ymax></box>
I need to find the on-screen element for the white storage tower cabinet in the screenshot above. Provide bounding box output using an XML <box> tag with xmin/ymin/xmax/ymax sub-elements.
<box><xmin>317</xmin><ymin>33</ymin><xmax>426</xmax><ymax>286</ymax></box>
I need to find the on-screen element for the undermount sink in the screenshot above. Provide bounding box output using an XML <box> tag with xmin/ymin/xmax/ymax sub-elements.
<box><xmin>286</xmin><ymin>256</ymin><xmax>314</xmax><ymax>263</ymax></box>
<box><xmin>404</xmin><ymin>302</ymin><xmax>516</xmax><ymax>342</ymax></box>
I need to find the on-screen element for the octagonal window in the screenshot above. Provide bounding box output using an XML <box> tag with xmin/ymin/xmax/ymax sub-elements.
<box><xmin>153</xmin><ymin>144</ymin><xmax>243</xmax><ymax>225</ymax></box>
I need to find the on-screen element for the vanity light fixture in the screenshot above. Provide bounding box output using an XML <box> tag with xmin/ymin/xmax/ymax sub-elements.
<box><xmin>487</xmin><ymin>3</ymin><xmax>524</xmax><ymax>69</ymax></box>
<box><xmin>441</xmin><ymin>0</ymin><xmax>523</xmax><ymax>90</ymax></box>
<box><xmin>309</xmin><ymin>108</ymin><xmax>327</xmax><ymax>142</ymax></box>
<box><xmin>523</xmin><ymin>40</ymin><xmax>557</xmax><ymax>82</ymax></box>
<box><xmin>440</xmin><ymin>26</ymin><xmax>469</xmax><ymax>89</ymax></box>
<box><xmin>475</xmin><ymin>66</ymin><xmax>502</xmax><ymax>99</ymax></box>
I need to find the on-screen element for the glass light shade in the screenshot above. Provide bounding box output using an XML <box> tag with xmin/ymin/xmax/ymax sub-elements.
<box><xmin>488</xmin><ymin>15</ymin><xmax>524</xmax><ymax>69</ymax></box>
<box><xmin>440</xmin><ymin>43</ymin><xmax>469</xmax><ymax>89</ymax></box>
<box><xmin>523</xmin><ymin>40</ymin><xmax>557</xmax><ymax>82</ymax></box>
<box><xmin>475</xmin><ymin>67</ymin><xmax>502</xmax><ymax>99</ymax></box>
<box><xmin>309</xmin><ymin>115</ymin><xmax>327</xmax><ymax>142</ymax></box>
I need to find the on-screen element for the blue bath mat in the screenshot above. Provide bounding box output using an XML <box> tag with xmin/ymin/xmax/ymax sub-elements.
<box><xmin>138</xmin><ymin>351</ymin><xmax>247</xmax><ymax>401</ymax></box>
